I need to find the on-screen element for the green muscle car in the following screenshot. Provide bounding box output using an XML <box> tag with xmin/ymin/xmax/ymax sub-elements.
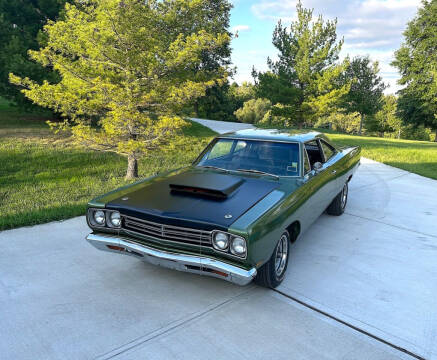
<box><xmin>86</xmin><ymin>129</ymin><xmax>360</xmax><ymax>288</ymax></box>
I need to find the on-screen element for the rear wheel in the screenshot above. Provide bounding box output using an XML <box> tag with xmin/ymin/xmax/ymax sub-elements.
<box><xmin>255</xmin><ymin>231</ymin><xmax>290</xmax><ymax>288</ymax></box>
<box><xmin>327</xmin><ymin>182</ymin><xmax>348</xmax><ymax>216</ymax></box>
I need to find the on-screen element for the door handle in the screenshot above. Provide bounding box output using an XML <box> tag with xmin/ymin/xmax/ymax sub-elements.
<box><xmin>331</xmin><ymin>170</ymin><xmax>337</xmax><ymax>174</ymax></box>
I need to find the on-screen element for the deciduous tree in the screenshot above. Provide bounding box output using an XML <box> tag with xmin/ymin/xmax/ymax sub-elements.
<box><xmin>229</xmin><ymin>81</ymin><xmax>256</xmax><ymax>110</ymax></box>
<box><xmin>10</xmin><ymin>0</ymin><xmax>231</xmax><ymax>178</ymax></box>
<box><xmin>392</xmin><ymin>0</ymin><xmax>437</xmax><ymax>141</ymax></box>
<box><xmin>316</xmin><ymin>112</ymin><xmax>361</xmax><ymax>134</ymax></box>
<box><xmin>191</xmin><ymin>81</ymin><xmax>256</xmax><ymax>122</ymax></box>
<box><xmin>185</xmin><ymin>0</ymin><xmax>233</xmax><ymax>120</ymax></box>
<box><xmin>367</xmin><ymin>95</ymin><xmax>402</xmax><ymax>138</ymax></box>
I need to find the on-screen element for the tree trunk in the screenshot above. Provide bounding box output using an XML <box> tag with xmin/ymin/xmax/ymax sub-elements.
<box><xmin>358</xmin><ymin>113</ymin><xmax>364</xmax><ymax>136</ymax></box>
<box><xmin>126</xmin><ymin>155</ymin><xmax>138</xmax><ymax>179</ymax></box>
<box><xmin>434</xmin><ymin>128</ymin><xmax>437</xmax><ymax>142</ymax></box>
<box><xmin>398</xmin><ymin>128</ymin><xmax>401</xmax><ymax>139</ymax></box>
<box><xmin>194</xmin><ymin>101</ymin><xmax>199</xmax><ymax>117</ymax></box>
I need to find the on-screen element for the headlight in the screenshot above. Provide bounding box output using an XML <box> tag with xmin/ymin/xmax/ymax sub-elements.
<box><xmin>230</xmin><ymin>236</ymin><xmax>247</xmax><ymax>257</ymax></box>
<box><xmin>93</xmin><ymin>210</ymin><xmax>105</xmax><ymax>225</ymax></box>
<box><xmin>212</xmin><ymin>231</ymin><xmax>229</xmax><ymax>251</ymax></box>
<box><xmin>109</xmin><ymin>211</ymin><xmax>121</xmax><ymax>227</ymax></box>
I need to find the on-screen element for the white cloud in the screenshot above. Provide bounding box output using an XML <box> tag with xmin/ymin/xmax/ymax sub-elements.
<box><xmin>251</xmin><ymin>1</ymin><xmax>297</xmax><ymax>21</ymax></box>
<box><xmin>251</xmin><ymin>0</ymin><xmax>420</xmax><ymax>50</ymax></box>
<box><xmin>231</xmin><ymin>24</ymin><xmax>251</xmax><ymax>33</ymax></box>
<box><xmin>343</xmin><ymin>40</ymin><xmax>393</xmax><ymax>49</ymax></box>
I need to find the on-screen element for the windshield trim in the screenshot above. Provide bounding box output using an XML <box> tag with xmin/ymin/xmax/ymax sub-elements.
<box><xmin>236</xmin><ymin>168</ymin><xmax>280</xmax><ymax>179</ymax></box>
<box><xmin>193</xmin><ymin>137</ymin><xmax>302</xmax><ymax>178</ymax></box>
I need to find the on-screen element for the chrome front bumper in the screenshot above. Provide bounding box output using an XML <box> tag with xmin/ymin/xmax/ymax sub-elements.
<box><xmin>86</xmin><ymin>233</ymin><xmax>257</xmax><ymax>286</ymax></box>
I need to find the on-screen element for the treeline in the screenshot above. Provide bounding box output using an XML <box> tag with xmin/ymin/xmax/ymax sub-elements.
<box><xmin>0</xmin><ymin>0</ymin><xmax>69</xmax><ymax>109</ymax></box>
<box><xmin>1</xmin><ymin>0</ymin><xmax>436</xmax><ymax>143</ymax></box>
<box><xmin>189</xmin><ymin>1</ymin><xmax>437</xmax><ymax>142</ymax></box>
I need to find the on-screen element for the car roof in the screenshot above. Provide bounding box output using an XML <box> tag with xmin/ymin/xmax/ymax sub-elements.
<box><xmin>218</xmin><ymin>128</ymin><xmax>323</xmax><ymax>143</ymax></box>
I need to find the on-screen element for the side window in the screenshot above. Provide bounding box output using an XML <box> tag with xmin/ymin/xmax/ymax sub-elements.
<box><xmin>207</xmin><ymin>140</ymin><xmax>233</xmax><ymax>160</ymax></box>
<box><xmin>320</xmin><ymin>140</ymin><xmax>335</xmax><ymax>162</ymax></box>
<box><xmin>304</xmin><ymin>140</ymin><xmax>324</xmax><ymax>169</ymax></box>
<box><xmin>233</xmin><ymin>140</ymin><xmax>247</xmax><ymax>154</ymax></box>
<box><xmin>304</xmin><ymin>149</ymin><xmax>311</xmax><ymax>174</ymax></box>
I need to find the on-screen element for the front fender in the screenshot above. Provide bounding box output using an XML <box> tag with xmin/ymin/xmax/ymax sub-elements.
<box><xmin>229</xmin><ymin>182</ymin><xmax>303</xmax><ymax>268</ymax></box>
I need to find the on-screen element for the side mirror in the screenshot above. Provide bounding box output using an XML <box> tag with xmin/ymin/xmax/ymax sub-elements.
<box><xmin>313</xmin><ymin>162</ymin><xmax>323</xmax><ymax>173</ymax></box>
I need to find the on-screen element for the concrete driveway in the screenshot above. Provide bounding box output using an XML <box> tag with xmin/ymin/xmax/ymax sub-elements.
<box><xmin>190</xmin><ymin>117</ymin><xmax>255</xmax><ymax>133</ymax></box>
<box><xmin>1</xmin><ymin>120</ymin><xmax>436</xmax><ymax>360</ymax></box>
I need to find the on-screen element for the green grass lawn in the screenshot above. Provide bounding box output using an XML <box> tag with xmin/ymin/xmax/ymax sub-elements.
<box><xmin>324</xmin><ymin>132</ymin><xmax>437</xmax><ymax>180</ymax></box>
<box><xmin>0</xmin><ymin>103</ymin><xmax>216</xmax><ymax>230</ymax></box>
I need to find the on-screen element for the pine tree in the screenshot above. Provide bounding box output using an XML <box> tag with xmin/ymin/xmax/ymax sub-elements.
<box><xmin>253</xmin><ymin>1</ymin><xmax>349</xmax><ymax>128</ymax></box>
<box><xmin>341</xmin><ymin>56</ymin><xmax>386</xmax><ymax>135</ymax></box>
<box><xmin>10</xmin><ymin>0</ymin><xmax>231</xmax><ymax>178</ymax></box>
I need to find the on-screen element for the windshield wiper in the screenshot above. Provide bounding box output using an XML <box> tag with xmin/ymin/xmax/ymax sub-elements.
<box><xmin>198</xmin><ymin>165</ymin><xmax>229</xmax><ymax>173</ymax></box>
<box><xmin>237</xmin><ymin>168</ymin><xmax>279</xmax><ymax>179</ymax></box>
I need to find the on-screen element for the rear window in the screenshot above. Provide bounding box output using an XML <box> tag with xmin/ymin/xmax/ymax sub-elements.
<box><xmin>320</xmin><ymin>140</ymin><xmax>335</xmax><ymax>161</ymax></box>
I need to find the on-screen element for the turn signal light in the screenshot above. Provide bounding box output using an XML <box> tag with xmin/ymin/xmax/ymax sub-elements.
<box><xmin>107</xmin><ymin>245</ymin><xmax>125</xmax><ymax>252</ymax></box>
<box><xmin>212</xmin><ymin>269</ymin><xmax>229</xmax><ymax>278</ymax></box>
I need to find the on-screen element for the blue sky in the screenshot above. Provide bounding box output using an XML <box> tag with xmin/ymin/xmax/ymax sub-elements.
<box><xmin>229</xmin><ymin>0</ymin><xmax>421</xmax><ymax>94</ymax></box>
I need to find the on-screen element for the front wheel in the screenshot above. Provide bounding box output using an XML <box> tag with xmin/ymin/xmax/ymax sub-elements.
<box><xmin>327</xmin><ymin>182</ymin><xmax>348</xmax><ymax>216</ymax></box>
<box><xmin>255</xmin><ymin>231</ymin><xmax>290</xmax><ymax>288</ymax></box>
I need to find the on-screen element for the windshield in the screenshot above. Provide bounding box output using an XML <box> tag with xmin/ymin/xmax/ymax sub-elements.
<box><xmin>195</xmin><ymin>138</ymin><xmax>300</xmax><ymax>177</ymax></box>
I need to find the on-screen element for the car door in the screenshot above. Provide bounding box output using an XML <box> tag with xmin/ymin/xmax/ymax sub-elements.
<box><xmin>292</xmin><ymin>142</ymin><xmax>334</xmax><ymax>231</ymax></box>
<box><xmin>305</xmin><ymin>139</ymin><xmax>338</xmax><ymax>208</ymax></box>
<box><xmin>247</xmin><ymin>140</ymin><xmax>338</xmax><ymax>242</ymax></box>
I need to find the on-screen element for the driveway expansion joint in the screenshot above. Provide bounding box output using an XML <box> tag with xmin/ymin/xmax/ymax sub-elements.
<box><xmin>272</xmin><ymin>288</ymin><xmax>426</xmax><ymax>360</ymax></box>
<box><xmin>94</xmin><ymin>286</ymin><xmax>256</xmax><ymax>360</ymax></box>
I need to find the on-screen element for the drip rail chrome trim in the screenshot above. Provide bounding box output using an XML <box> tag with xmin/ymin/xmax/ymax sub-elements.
<box><xmin>86</xmin><ymin>233</ymin><xmax>256</xmax><ymax>286</ymax></box>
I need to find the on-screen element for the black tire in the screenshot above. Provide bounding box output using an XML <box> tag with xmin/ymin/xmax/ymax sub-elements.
<box><xmin>255</xmin><ymin>231</ymin><xmax>290</xmax><ymax>288</ymax></box>
<box><xmin>327</xmin><ymin>182</ymin><xmax>348</xmax><ymax>216</ymax></box>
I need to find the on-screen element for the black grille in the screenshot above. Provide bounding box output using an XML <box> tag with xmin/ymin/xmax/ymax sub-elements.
<box><xmin>122</xmin><ymin>216</ymin><xmax>212</xmax><ymax>246</ymax></box>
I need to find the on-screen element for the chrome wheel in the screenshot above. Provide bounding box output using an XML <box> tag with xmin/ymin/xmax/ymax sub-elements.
<box><xmin>341</xmin><ymin>183</ymin><xmax>348</xmax><ymax>209</ymax></box>
<box><xmin>275</xmin><ymin>234</ymin><xmax>289</xmax><ymax>278</ymax></box>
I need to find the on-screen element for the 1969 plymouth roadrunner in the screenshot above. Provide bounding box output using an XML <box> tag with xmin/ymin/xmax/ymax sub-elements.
<box><xmin>86</xmin><ymin>129</ymin><xmax>360</xmax><ymax>288</ymax></box>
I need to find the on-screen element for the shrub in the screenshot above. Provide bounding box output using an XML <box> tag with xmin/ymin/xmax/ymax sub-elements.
<box><xmin>316</xmin><ymin>112</ymin><xmax>361</xmax><ymax>134</ymax></box>
<box><xmin>234</xmin><ymin>98</ymin><xmax>272</xmax><ymax>124</ymax></box>
<box><xmin>401</xmin><ymin>125</ymin><xmax>432</xmax><ymax>141</ymax></box>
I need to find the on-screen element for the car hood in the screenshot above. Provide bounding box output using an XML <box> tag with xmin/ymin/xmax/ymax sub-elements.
<box><xmin>105</xmin><ymin>168</ymin><xmax>280</xmax><ymax>231</ymax></box>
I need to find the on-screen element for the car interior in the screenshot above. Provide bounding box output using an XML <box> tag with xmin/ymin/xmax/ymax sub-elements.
<box><xmin>304</xmin><ymin>139</ymin><xmax>337</xmax><ymax>171</ymax></box>
<box><xmin>305</xmin><ymin>140</ymin><xmax>324</xmax><ymax>170</ymax></box>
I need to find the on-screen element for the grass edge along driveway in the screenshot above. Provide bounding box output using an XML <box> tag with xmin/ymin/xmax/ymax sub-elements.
<box><xmin>0</xmin><ymin>112</ymin><xmax>216</xmax><ymax>231</ymax></box>
<box><xmin>327</xmin><ymin>132</ymin><xmax>437</xmax><ymax>180</ymax></box>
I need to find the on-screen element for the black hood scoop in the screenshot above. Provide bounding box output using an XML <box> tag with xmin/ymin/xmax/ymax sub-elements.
<box><xmin>169</xmin><ymin>172</ymin><xmax>244</xmax><ymax>199</ymax></box>
<box><xmin>106</xmin><ymin>168</ymin><xmax>279</xmax><ymax>230</ymax></box>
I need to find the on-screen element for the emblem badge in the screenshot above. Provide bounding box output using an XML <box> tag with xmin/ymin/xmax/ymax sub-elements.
<box><xmin>224</xmin><ymin>214</ymin><xmax>232</xmax><ymax>219</ymax></box>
